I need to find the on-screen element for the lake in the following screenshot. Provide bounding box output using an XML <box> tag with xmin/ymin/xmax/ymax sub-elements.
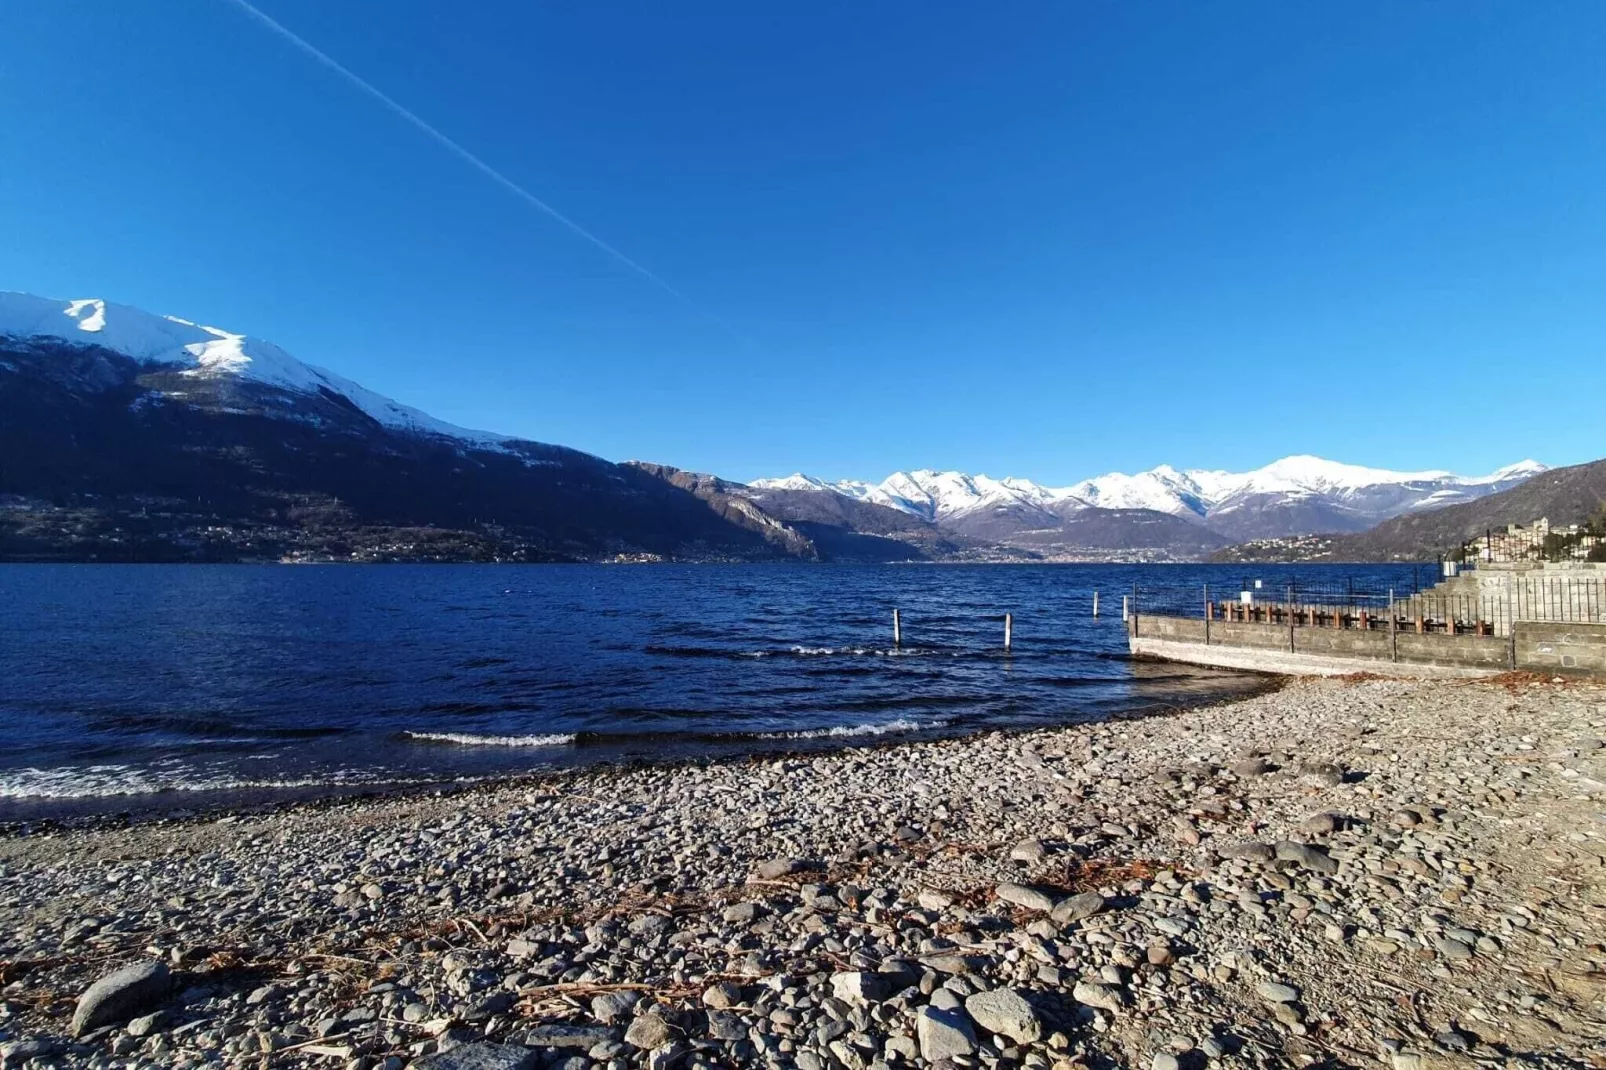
<box><xmin>0</xmin><ymin>562</ymin><xmax>1432</xmax><ymax>818</ymax></box>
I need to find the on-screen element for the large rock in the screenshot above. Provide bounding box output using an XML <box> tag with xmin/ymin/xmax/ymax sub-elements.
<box><xmin>0</xmin><ymin>1039</ymin><xmax>62</xmax><ymax>1066</ymax></box>
<box><xmin>995</xmin><ymin>883</ymin><xmax>1056</xmax><ymax>912</ymax></box>
<box><xmin>916</xmin><ymin>1005</ymin><xmax>977</xmax><ymax>1061</ymax></box>
<box><xmin>71</xmin><ymin>960</ymin><xmax>171</xmax><ymax>1037</ymax></box>
<box><xmin>963</xmin><ymin>988</ymin><xmax>1043</xmax><ymax>1044</ymax></box>
<box><xmin>409</xmin><ymin>1043</ymin><xmax>538</xmax><ymax>1070</ymax></box>
<box><xmin>1050</xmin><ymin>891</ymin><xmax>1106</xmax><ymax>925</ymax></box>
<box><xmin>1274</xmin><ymin>840</ymin><xmax>1339</xmax><ymax>875</ymax></box>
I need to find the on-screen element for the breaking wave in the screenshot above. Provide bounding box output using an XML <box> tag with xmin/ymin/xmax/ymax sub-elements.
<box><xmin>755</xmin><ymin>717</ymin><xmax>944</xmax><ymax>740</ymax></box>
<box><xmin>0</xmin><ymin>762</ymin><xmax>407</xmax><ymax>800</ymax></box>
<box><xmin>402</xmin><ymin>731</ymin><xmax>577</xmax><ymax>748</ymax></box>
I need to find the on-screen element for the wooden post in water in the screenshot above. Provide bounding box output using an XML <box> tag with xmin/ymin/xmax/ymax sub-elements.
<box><xmin>893</xmin><ymin>608</ymin><xmax>902</xmax><ymax>647</ymax></box>
<box><xmin>1004</xmin><ymin>612</ymin><xmax>1013</xmax><ymax>652</ymax></box>
<box><xmin>1092</xmin><ymin>591</ymin><xmax>1100</xmax><ymax>618</ymax></box>
<box><xmin>1203</xmin><ymin>584</ymin><xmax>1211</xmax><ymax>646</ymax></box>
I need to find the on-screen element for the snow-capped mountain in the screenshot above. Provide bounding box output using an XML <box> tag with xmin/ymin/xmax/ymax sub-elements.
<box><xmin>0</xmin><ymin>289</ymin><xmax>1554</xmax><ymax>562</ymax></box>
<box><xmin>0</xmin><ymin>291</ymin><xmax>508</xmax><ymax>449</ymax></box>
<box><xmin>0</xmin><ymin>291</ymin><xmax>815</xmax><ymax>562</ymax></box>
<box><xmin>751</xmin><ymin>455</ymin><xmax>1547</xmax><ymax>543</ymax></box>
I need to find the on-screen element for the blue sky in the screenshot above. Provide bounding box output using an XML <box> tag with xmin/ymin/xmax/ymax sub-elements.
<box><xmin>3</xmin><ymin>2</ymin><xmax>1603</xmax><ymax>484</ymax></box>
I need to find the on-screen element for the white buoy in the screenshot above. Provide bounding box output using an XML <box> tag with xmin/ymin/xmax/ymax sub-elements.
<box><xmin>893</xmin><ymin>608</ymin><xmax>901</xmax><ymax>647</ymax></box>
<box><xmin>1004</xmin><ymin>612</ymin><xmax>1013</xmax><ymax>651</ymax></box>
<box><xmin>1121</xmin><ymin>595</ymin><xmax>1130</xmax><ymax>622</ymax></box>
<box><xmin>1093</xmin><ymin>590</ymin><xmax>1100</xmax><ymax>617</ymax></box>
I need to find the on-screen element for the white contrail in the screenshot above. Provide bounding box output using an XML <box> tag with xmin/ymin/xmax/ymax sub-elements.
<box><xmin>221</xmin><ymin>0</ymin><xmax>744</xmax><ymax>338</ymax></box>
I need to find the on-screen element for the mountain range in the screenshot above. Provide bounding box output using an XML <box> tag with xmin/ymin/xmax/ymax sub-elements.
<box><xmin>0</xmin><ymin>291</ymin><xmax>1559</xmax><ymax>563</ymax></box>
<box><xmin>746</xmin><ymin>457</ymin><xmax>1545</xmax><ymax>553</ymax></box>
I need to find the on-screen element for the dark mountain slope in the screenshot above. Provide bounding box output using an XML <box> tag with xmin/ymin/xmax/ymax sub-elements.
<box><xmin>1319</xmin><ymin>458</ymin><xmax>1606</xmax><ymax>561</ymax></box>
<box><xmin>0</xmin><ymin>338</ymin><xmax>798</xmax><ymax>562</ymax></box>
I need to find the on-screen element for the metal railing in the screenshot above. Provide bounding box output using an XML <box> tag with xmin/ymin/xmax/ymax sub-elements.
<box><xmin>1132</xmin><ymin>576</ymin><xmax>1606</xmax><ymax>638</ymax></box>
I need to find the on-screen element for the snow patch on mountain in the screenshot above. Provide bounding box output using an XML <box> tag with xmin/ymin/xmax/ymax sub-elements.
<box><xmin>0</xmin><ymin>291</ymin><xmax>509</xmax><ymax>448</ymax></box>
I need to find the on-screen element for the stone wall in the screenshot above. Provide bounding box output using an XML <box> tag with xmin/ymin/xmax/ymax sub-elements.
<box><xmin>1515</xmin><ymin>622</ymin><xmax>1606</xmax><ymax>676</ymax></box>
<box><xmin>1131</xmin><ymin>613</ymin><xmax>1606</xmax><ymax>678</ymax></box>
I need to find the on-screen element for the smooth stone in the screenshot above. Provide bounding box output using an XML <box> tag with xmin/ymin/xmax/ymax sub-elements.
<box><xmin>995</xmin><ymin>883</ymin><xmax>1056</xmax><ymax>912</ymax></box>
<box><xmin>72</xmin><ymin>960</ymin><xmax>172</xmax><ymax>1037</ymax></box>
<box><xmin>1273</xmin><ymin>840</ymin><xmax>1339</xmax><ymax>875</ymax></box>
<box><xmin>0</xmin><ymin>1041</ymin><xmax>61</xmax><ymax>1065</ymax></box>
<box><xmin>1050</xmin><ymin>891</ymin><xmax>1106</xmax><ymax>925</ymax></box>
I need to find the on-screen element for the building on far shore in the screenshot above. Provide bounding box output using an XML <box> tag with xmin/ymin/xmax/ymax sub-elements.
<box><xmin>1459</xmin><ymin>517</ymin><xmax>1606</xmax><ymax>564</ymax></box>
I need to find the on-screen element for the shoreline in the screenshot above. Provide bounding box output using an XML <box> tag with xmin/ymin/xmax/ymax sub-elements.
<box><xmin>2</xmin><ymin>674</ymin><xmax>1603</xmax><ymax>1068</ymax></box>
<box><xmin>0</xmin><ymin>670</ymin><xmax>1279</xmax><ymax>831</ymax></box>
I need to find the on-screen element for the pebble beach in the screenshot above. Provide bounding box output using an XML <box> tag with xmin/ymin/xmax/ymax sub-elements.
<box><xmin>2</xmin><ymin>674</ymin><xmax>1604</xmax><ymax>1070</ymax></box>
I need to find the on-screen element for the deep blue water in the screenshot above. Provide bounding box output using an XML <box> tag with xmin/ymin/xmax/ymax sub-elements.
<box><xmin>0</xmin><ymin>563</ymin><xmax>1433</xmax><ymax>818</ymax></box>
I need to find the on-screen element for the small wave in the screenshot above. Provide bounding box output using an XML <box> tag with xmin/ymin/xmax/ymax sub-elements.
<box><xmin>0</xmin><ymin>763</ymin><xmax>397</xmax><ymax>800</ymax></box>
<box><xmin>755</xmin><ymin>717</ymin><xmax>945</xmax><ymax>740</ymax></box>
<box><xmin>403</xmin><ymin>731</ymin><xmax>576</xmax><ymax>748</ymax></box>
<box><xmin>790</xmin><ymin>646</ymin><xmax>920</xmax><ymax>657</ymax></box>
